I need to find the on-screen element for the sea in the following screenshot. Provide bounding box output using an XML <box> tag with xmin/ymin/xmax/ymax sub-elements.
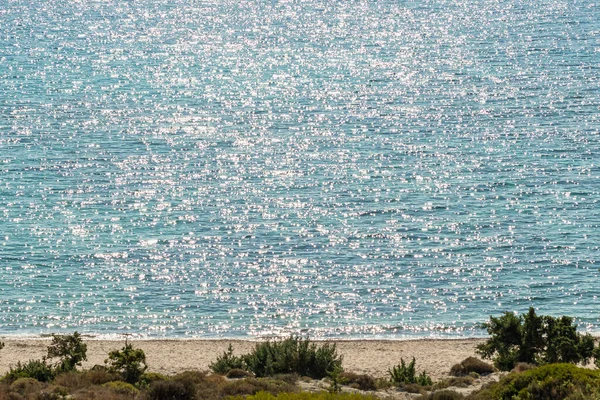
<box><xmin>1</xmin><ymin>0</ymin><xmax>599</xmax><ymax>340</ymax></box>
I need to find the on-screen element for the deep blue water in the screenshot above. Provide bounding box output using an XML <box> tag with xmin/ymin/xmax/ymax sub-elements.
<box><xmin>1</xmin><ymin>0</ymin><xmax>599</xmax><ymax>339</ymax></box>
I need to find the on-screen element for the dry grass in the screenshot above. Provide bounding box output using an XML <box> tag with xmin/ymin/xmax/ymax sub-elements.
<box><xmin>339</xmin><ymin>372</ymin><xmax>377</xmax><ymax>391</ymax></box>
<box><xmin>512</xmin><ymin>362</ymin><xmax>535</xmax><ymax>373</ymax></box>
<box><xmin>71</xmin><ymin>385</ymin><xmax>136</xmax><ymax>400</ymax></box>
<box><xmin>433</xmin><ymin>376</ymin><xmax>475</xmax><ymax>390</ymax></box>
<box><xmin>449</xmin><ymin>357</ymin><xmax>494</xmax><ymax>377</ymax></box>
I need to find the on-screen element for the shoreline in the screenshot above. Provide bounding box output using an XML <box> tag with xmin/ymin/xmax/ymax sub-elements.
<box><xmin>0</xmin><ymin>338</ymin><xmax>486</xmax><ymax>380</ymax></box>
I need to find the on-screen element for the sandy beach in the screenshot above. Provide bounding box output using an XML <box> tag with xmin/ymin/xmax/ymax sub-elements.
<box><xmin>0</xmin><ymin>338</ymin><xmax>485</xmax><ymax>380</ymax></box>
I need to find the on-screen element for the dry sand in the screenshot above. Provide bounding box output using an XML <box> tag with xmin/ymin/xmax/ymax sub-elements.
<box><xmin>0</xmin><ymin>338</ymin><xmax>485</xmax><ymax>380</ymax></box>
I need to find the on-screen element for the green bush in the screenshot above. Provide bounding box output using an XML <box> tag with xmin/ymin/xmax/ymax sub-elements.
<box><xmin>46</xmin><ymin>332</ymin><xmax>87</xmax><ymax>373</ymax></box>
<box><xmin>389</xmin><ymin>358</ymin><xmax>432</xmax><ymax>386</ymax></box>
<box><xmin>171</xmin><ymin>370</ymin><xmax>208</xmax><ymax>384</ymax></box>
<box><xmin>470</xmin><ymin>363</ymin><xmax>600</xmax><ymax>400</ymax></box>
<box><xmin>139</xmin><ymin>372</ymin><xmax>170</xmax><ymax>386</ymax></box>
<box><xmin>102</xmin><ymin>380</ymin><xmax>140</xmax><ymax>396</ymax></box>
<box><xmin>223</xmin><ymin>377</ymin><xmax>298</xmax><ymax>397</ymax></box>
<box><xmin>477</xmin><ymin>307</ymin><xmax>595</xmax><ymax>370</ymax></box>
<box><xmin>245</xmin><ymin>337</ymin><xmax>343</xmax><ymax>379</ymax></box>
<box><xmin>105</xmin><ymin>343</ymin><xmax>147</xmax><ymax>384</ymax></box>
<box><xmin>210</xmin><ymin>344</ymin><xmax>245</xmax><ymax>374</ymax></box>
<box><xmin>212</xmin><ymin>337</ymin><xmax>343</xmax><ymax>379</ymax></box>
<box><xmin>449</xmin><ymin>357</ymin><xmax>494</xmax><ymax>376</ymax></box>
<box><xmin>147</xmin><ymin>379</ymin><xmax>196</xmax><ymax>400</ymax></box>
<box><xmin>593</xmin><ymin>346</ymin><xmax>600</xmax><ymax>370</ymax></box>
<box><xmin>4</xmin><ymin>359</ymin><xmax>55</xmax><ymax>383</ymax></box>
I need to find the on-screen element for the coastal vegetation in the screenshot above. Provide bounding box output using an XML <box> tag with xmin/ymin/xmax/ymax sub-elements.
<box><xmin>449</xmin><ymin>357</ymin><xmax>494</xmax><ymax>377</ymax></box>
<box><xmin>388</xmin><ymin>357</ymin><xmax>432</xmax><ymax>386</ymax></box>
<box><xmin>1</xmin><ymin>312</ymin><xmax>599</xmax><ymax>400</ymax></box>
<box><xmin>105</xmin><ymin>342</ymin><xmax>149</xmax><ymax>384</ymax></box>
<box><xmin>469</xmin><ymin>363</ymin><xmax>600</xmax><ymax>400</ymax></box>
<box><xmin>476</xmin><ymin>307</ymin><xmax>595</xmax><ymax>371</ymax></box>
<box><xmin>210</xmin><ymin>337</ymin><xmax>343</xmax><ymax>379</ymax></box>
<box><xmin>46</xmin><ymin>332</ymin><xmax>88</xmax><ymax>373</ymax></box>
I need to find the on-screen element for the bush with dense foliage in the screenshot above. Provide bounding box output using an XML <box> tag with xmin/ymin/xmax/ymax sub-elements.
<box><xmin>102</xmin><ymin>380</ymin><xmax>140</xmax><ymax>396</ymax></box>
<box><xmin>469</xmin><ymin>363</ymin><xmax>600</xmax><ymax>400</ymax></box>
<box><xmin>105</xmin><ymin>342</ymin><xmax>148</xmax><ymax>384</ymax></box>
<box><xmin>147</xmin><ymin>379</ymin><xmax>196</xmax><ymax>400</ymax></box>
<box><xmin>211</xmin><ymin>344</ymin><xmax>245</xmax><ymax>374</ymax></box>
<box><xmin>4</xmin><ymin>359</ymin><xmax>55</xmax><ymax>383</ymax></box>
<box><xmin>211</xmin><ymin>336</ymin><xmax>343</xmax><ymax>379</ymax></box>
<box><xmin>476</xmin><ymin>307</ymin><xmax>595</xmax><ymax>370</ymax></box>
<box><xmin>46</xmin><ymin>332</ymin><xmax>88</xmax><ymax>373</ymax></box>
<box><xmin>389</xmin><ymin>357</ymin><xmax>432</xmax><ymax>386</ymax></box>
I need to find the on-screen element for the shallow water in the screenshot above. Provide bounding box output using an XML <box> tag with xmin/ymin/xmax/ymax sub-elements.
<box><xmin>1</xmin><ymin>0</ymin><xmax>599</xmax><ymax>338</ymax></box>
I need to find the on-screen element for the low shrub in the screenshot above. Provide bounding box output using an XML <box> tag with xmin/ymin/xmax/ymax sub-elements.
<box><xmin>389</xmin><ymin>358</ymin><xmax>432</xmax><ymax>386</ymax></box>
<box><xmin>399</xmin><ymin>382</ymin><xmax>427</xmax><ymax>394</ymax></box>
<box><xmin>46</xmin><ymin>332</ymin><xmax>87</xmax><ymax>373</ymax></box>
<box><xmin>172</xmin><ymin>370</ymin><xmax>207</xmax><ymax>384</ymax></box>
<box><xmin>272</xmin><ymin>374</ymin><xmax>300</xmax><ymax>385</ymax></box>
<box><xmin>82</xmin><ymin>368</ymin><xmax>121</xmax><ymax>385</ymax></box>
<box><xmin>105</xmin><ymin>343</ymin><xmax>147</xmax><ymax>384</ymax></box>
<box><xmin>210</xmin><ymin>344</ymin><xmax>245</xmax><ymax>374</ymax></box>
<box><xmin>373</xmin><ymin>377</ymin><xmax>392</xmax><ymax>390</ymax></box>
<box><xmin>102</xmin><ymin>381</ymin><xmax>139</xmax><ymax>396</ymax></box>
<box><xmin>327</xmin><ymin>366</ymin><xmax>345</xmax><ymax>394</ymax></box>
<box><xmin>140</xmin><ymin>372</ymin><xmax>170</xmax><ymax>386</ymax></box>
<box><xmin>223</xmin><ymin>377</ymin><xmax>298</xmax><ymax>397</ymax></box>
<box><xmin>418</xmin><ymin>390</ymin><xmax>465</xmax><ymax>399</ymax></box>
<box><xmin>10</xmin><ymin>377</ymin><xmax>43</xmax><ymax>395</ymax></box>
<box><xmin>0</xmin><ymin>383</ymin><xmax>9</xmax><ymax>400</ymax></box>
<box><xmin>213</xmin><ymin>337</ymin><xmax>343</xmax><ymax>379</ymax></box>
<box><xmin>477</xmin><ymin>307</ymin><xmax>595</xmax><ymax>371</ymax></box>
<box><xmin>4</xmin><ymin>359</ymin><xmax>55</xmax><ymax>383</ymax></box>
<box><xmin>229</xmin><ymin>391</ymin><xmax>378</xmax><ymax>400</ymax></box>
<box><xmin>449</xmin><ymin>357</ymin><xmax>494</xmax><ymax>376</ymax></box>
<box><xmin>433</xmin><ymin>376</ymin><xmax>475</xmax><ymax>390</ymax></box>
<box><xmin>244</xmin><ymin>337</ymin><xmax>343</xmax><ymax>379</ymax></box>
<box><xmin>195</xmin><ymin>374</ymin><xmax>227</xmax><ymax>400</ymax></box>
<box><xmin>53</xmin><ymin>371</ymin><xmax>87</xmax><ymax>389</ymax></box>
<box><xmin>72</xmin><ymin>384</ymin><xmax>136</xmax><ymax>400</ymax></box>
<box><xmin>44</xmin><ymin>385</ymin><xmax>70</xmax><ymax>398</ymax></box>
<box><xmin>470</xmin><ymin>363</ymin><xmax>600</xmax><ymax>400</ymax></box>
<box><xmin>147</xmin><ymin>379</ymin><xmax>196</xmax><ymax>400</ymax></box>
<box><xmin>228</xmin><ymin>368</ymin><xmax>254</xmax><ymax>378</ymax></box>
<box><xmin>339</xmin><ymin>372</ymin><xmax>377</xmax><ymax>391</ymax></box>
<box><xmin>38</xmin><ymin>389</ymin><xmax>68</xmax><ymax>400</ymax></box>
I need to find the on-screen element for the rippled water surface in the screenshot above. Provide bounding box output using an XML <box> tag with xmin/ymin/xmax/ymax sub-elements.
<box><xmin>1</xmin><ymin>0</ymin><xmax>599</xmax><ymax>338</ymax></box>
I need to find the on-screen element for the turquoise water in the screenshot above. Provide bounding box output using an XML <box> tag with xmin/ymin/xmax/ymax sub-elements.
<box><xmin>1</xmin><ymin>0</ymin><xmax>599</xmax><ymax>339</ymax></box>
